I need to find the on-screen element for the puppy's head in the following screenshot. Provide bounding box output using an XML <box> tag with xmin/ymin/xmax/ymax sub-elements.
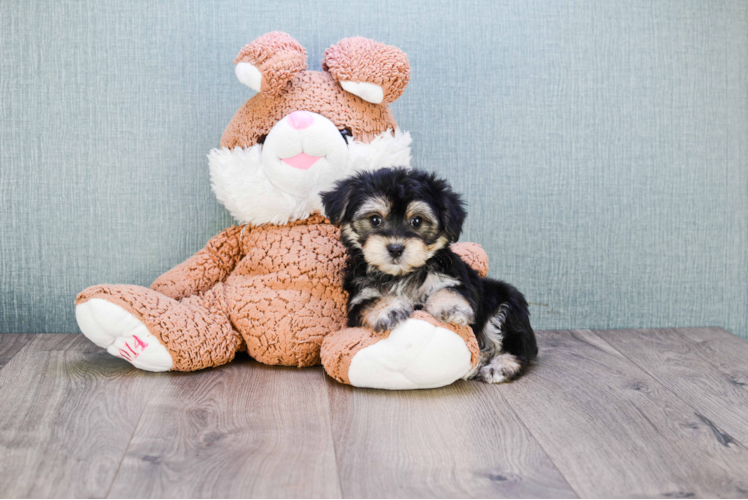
<box><xmin>321</xmin><ymin>167</ymin><xmax>466</xmax><ymax>275</ymax></box>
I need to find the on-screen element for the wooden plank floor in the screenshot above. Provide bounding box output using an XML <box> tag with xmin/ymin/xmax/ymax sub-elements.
<box><xmin>1</xmin><ymin>328</ymin><xmax>747</xmax><ymax>498</ymax></box>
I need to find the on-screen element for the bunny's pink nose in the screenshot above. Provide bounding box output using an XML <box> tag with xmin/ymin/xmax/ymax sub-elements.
<box><xmin>287</xmin><ymin>110</ymin><xmax>314</xmax><ymax>130</ymax></box>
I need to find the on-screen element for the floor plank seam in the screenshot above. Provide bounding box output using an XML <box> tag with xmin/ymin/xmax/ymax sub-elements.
<box><xmin>105</xmin><ymin>372</ymin><xmax>161</xmax><ymax>499</ymax></box>
<box><xmin>494</xmin><ymin>380</ymin><xmax>582</xmax><ymax>499</ymax></box>
<box><xmin>322</xmin><ymin>372</ymin><xmax>346</xmax><ymax>499</ymax></box>
<box><xmin>0</xmin><ymin>334</ymin><xmax>35</xmax><ymax>373</ymax></box>
<box><xmin>586</xmin><ymin>329</ymin><xmax>748</xmax><ymax>450</ymax></box>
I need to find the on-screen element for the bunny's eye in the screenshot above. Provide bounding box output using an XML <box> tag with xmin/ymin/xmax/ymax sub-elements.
<box><xmin>339</xmin><ymin>127</ymin><xmax>354</xmax><ymax>141</ymax></box>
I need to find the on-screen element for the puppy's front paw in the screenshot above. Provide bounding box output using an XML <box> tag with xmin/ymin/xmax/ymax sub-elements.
<box><xmin>424</xmin><ymin>289</ymin><xmax>475</xmax><ymax>326</ymax></box>
<box><xmin>363</xmin><ymin>296</ymin><xmax>413</xmax><ymax>333</ymax></box>
<box><xmin>478</xmin><ymin>353</ymin><xmax>523</xmax><ymax>384</ymax></box>
<box><xmin>373</xmin><ymin>306</ymin><xmax>412</xmax><ymax>333</ymax></box>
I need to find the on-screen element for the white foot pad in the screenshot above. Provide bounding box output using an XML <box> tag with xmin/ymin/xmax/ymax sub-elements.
<box><xmin>347</xmin><ymin>318</ymin><xmax>473</xmax><ymax>390</ymax></box>
<box><xmin>75</xmin><ymin>298</ymin><xmax>173</xmax><ymax>372</ymax></box>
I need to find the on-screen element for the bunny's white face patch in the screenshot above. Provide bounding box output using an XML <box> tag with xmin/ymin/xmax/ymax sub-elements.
<box><xmin>209</xmin><ymin>125</ymin><xmax>411</xmax><ymax>226</ymax></box>
<box><xmin>260</xmin><ymin>111</ymin><xmax>352</xmax><ymax>200</ymax></box>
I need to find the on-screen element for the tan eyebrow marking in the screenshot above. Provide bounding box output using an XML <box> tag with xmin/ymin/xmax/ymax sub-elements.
<box><xmin>406</xmin><ymin>200</ymin><xmax>437</xmax><ymax>222</ymax></box>
<box><xmin>354</xmin><ymin>196</ymin><xmax>391</xmax><ymax>219</ymax></box>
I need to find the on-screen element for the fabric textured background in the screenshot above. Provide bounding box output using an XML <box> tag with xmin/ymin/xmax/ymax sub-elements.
<box><xmin>1</xmin><ymin>0</ymin><xmax>747</xmax><ymax>338</ymax></box>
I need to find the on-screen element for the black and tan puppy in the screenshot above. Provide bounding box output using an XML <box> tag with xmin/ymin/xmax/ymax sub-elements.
<box><xmin>321</xmin><ymin>167</ymin><xmax>538</xmax><ymax>383</ymax></box>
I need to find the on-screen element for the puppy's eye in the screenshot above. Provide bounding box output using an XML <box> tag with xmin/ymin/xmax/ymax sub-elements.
<box><xmin>370</xmin><ymin>215</ymin><xmax>382</xmax><ymax>227</ymax></box>
<box><xmin>410</xmin><ymin>216</ymin><xmax>423</xmax><ymax>228</ymax></box>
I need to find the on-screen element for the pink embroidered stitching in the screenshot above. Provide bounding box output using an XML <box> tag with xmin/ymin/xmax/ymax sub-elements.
<box><xmin>118</xmin><ymin>335</ymin><xmax>149</xmax><ymax>361</ymax></box>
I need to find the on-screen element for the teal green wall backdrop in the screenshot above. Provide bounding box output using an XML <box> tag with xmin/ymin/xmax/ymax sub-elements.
<box><xmin>1</xmin><ymin>1</ymin><xmax>747</xmax><ymax>337</ymax></box>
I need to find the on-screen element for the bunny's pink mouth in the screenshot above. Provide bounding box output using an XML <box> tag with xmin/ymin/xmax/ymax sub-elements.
<box><xmin>281</xmin><ymin>153</ymin><xmax>322</xmax><ymax>170</ymax></box>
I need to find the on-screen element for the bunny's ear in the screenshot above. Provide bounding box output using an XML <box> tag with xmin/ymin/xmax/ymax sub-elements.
<box><xmin>322</xmin><ymin>37</ymin><xmax>410</xmax><ymax>104</ymax></box>
<box><xmin>234</xmin><ymin>32</ymin><xmax>307</xmax><ymax>96</ymax></box>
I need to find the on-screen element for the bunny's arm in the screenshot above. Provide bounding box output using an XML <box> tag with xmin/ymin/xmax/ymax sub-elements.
<box><xmin>151</xmin><ymin>225</ymin><xmax>245</xmax><ymax>300</ymax></box>
<box><xmin>450</xmin><ymin>242</ymin><xmax>489</xmax><ymax>278</ymax></box>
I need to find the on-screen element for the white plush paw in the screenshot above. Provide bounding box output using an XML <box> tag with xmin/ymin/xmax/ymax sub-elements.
<box><xmin>75</xmin><ymin>298</ymin><xmax>173</xmax><ymax>372</ymax></box>
<box><xmin>347</xmin><ymin>318</ymin><xmax>473</xmax><ymax>390</ymax></box>
<box><xmin>478</xmin><ymin>353</ymin><xmax>522</xmax><ymax>384</ymax></box>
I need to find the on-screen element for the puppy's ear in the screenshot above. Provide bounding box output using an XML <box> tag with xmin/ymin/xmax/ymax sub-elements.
<box><xmin>439</xmin><ymin>188</ymin><xmax>467</xmax><ymax>242</ymax></box>
<box><xmin>321</xmin><ymin>178</ymin><xmax>356</xmax><ymax>226</ymax></box>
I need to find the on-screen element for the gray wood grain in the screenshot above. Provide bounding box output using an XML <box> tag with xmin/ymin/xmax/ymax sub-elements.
<box><xmin>5</xmin><ymin>328</ymin><xmax>748</xmax><ymax>498</ymax></box>
<box><xmin>326</xmin><ymin>377</ymin><xmax>577</xmax><ymax>498</ymax></box>
<box><xmin>0</xmin><ymin>334</ymin><xmax>158</xmax><ymax>499</ymax></box>
<box><xmin>497</xmin><ymin>329</ymin><xmax>748</xmax><ymax>498</ymax></box>
<box><xmin>677</xmin><ymin>327</ymin><xmax>748</xmax><ymax>380</ymax></box>
<box><xmin>108</xmin><ymin>356</ymin><xmax>341</xmax><ymax>499</ymax></box>
<box><xmin>0</xmin><ymin>333</ymin><xmax>34</xmax><ymax>370</ymax></box>
<box><xmin>599</xmin><ymin>327</ymin><xmax>748</xmax><ymax>446</ymax></box>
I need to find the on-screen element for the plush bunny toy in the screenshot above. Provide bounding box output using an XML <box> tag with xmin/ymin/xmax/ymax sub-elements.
<box><xmin>75</xmin><ymin>32</ymin><xmax>489</xmax><ymax>390</ymax></box>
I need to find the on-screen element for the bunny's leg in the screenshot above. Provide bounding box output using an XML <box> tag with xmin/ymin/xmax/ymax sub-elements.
<box><xmin>75</xmin><ymin>283</ymin><xmax>243</xmax><ymax>371</ymax></box>
<box><xmin>321</xmin><ymin>311</ymin><xmax>479</xmax><ymax>390</ymax></box>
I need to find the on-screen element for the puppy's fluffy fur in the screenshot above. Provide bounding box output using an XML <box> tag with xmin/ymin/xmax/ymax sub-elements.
<box><xmin>321</xmin><ymin>167</ymin><xmax>538</xmax><ymax>383</ymax></box>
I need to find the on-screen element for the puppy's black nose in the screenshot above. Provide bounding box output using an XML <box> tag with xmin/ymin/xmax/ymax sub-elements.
<box><xmin>387</xmin><ymin>243</ymin><xmax>405</xmax><ymax>258</ymax></box>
